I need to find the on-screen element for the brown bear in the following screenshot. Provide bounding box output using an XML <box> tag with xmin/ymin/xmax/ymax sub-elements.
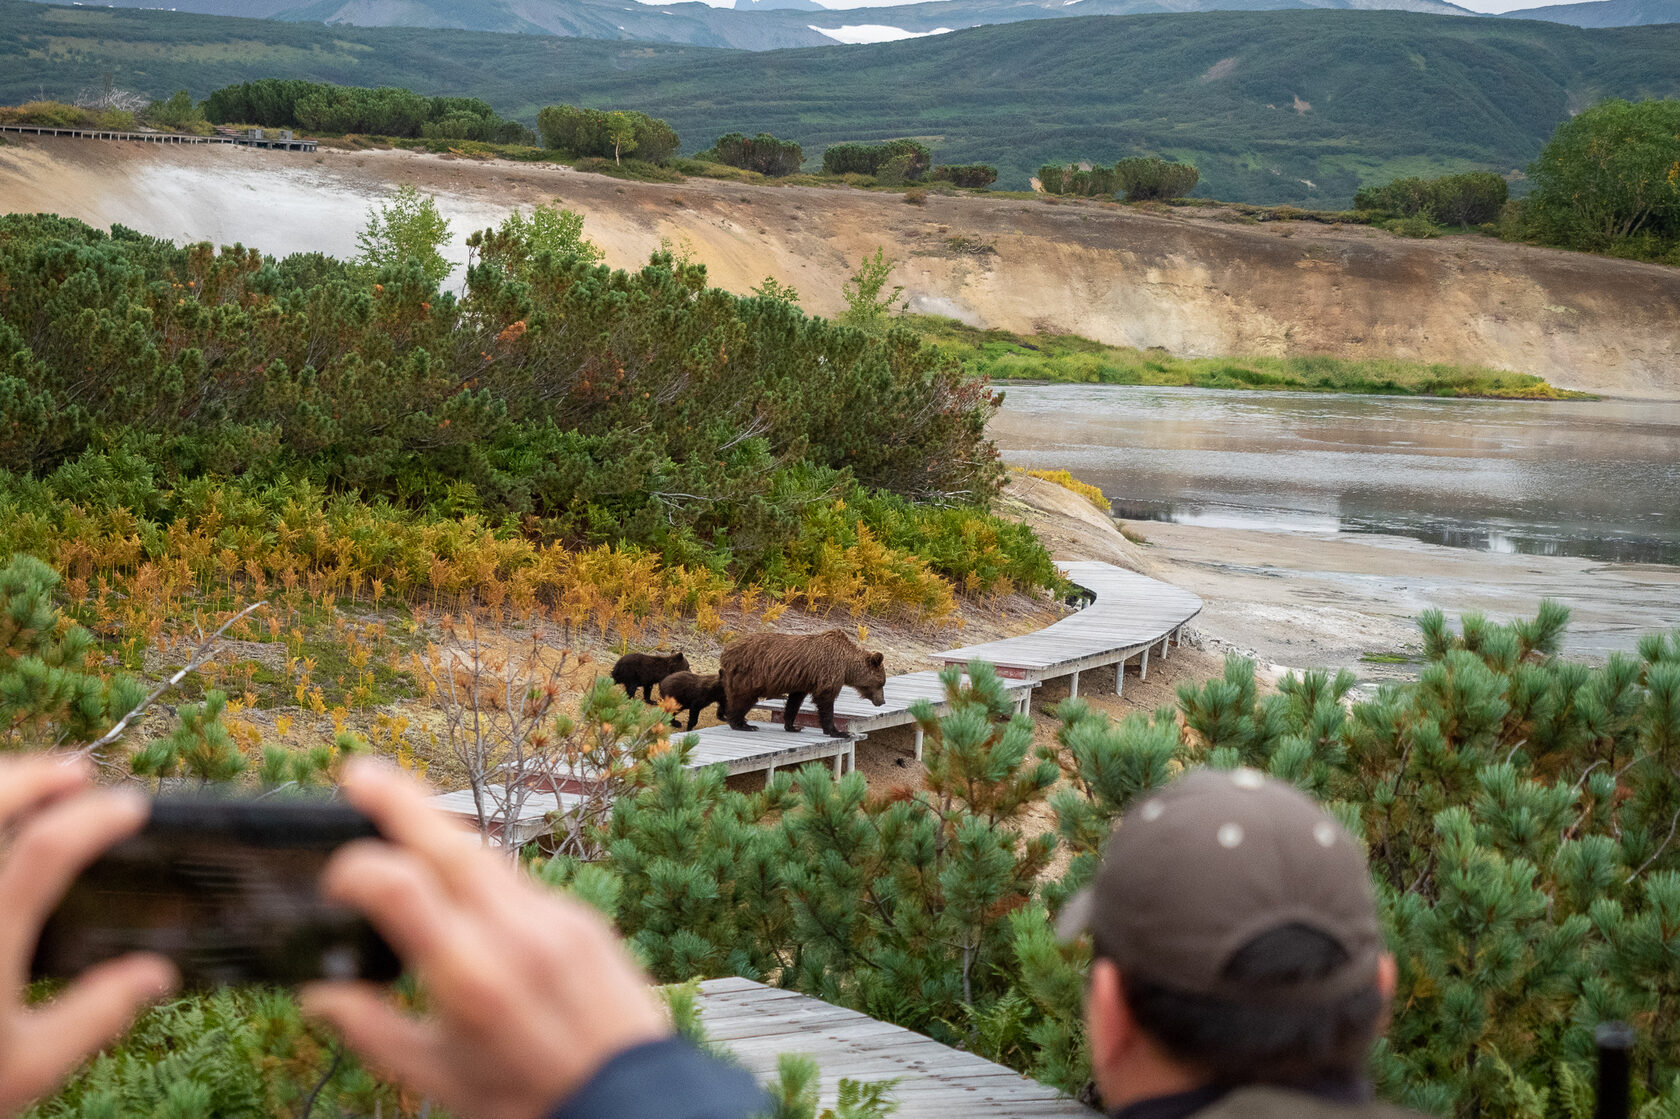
<box><xmin>611</xmin><ymin>650</ymin><xmax>689</xmax><ymax>703</ymax></box>
<box><xmin>719</xmin><ymin>630</ymin><xmax>887</xmax><ymax>738</ymax></box>
<box><xmin>658</xmin><ymin>671</ymin><xmax>727</xmax><ymax>732</ymax></box>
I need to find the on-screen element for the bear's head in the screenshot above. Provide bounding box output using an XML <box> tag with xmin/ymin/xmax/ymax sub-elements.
<box><xmin>665</xmin><ymin>651</ymin><xmax>691</xmax><ymax>674</ymax></box>
<box><xmin>850</xmin><ymin>650</ymin><xmax>887</xmax><ymax>706</ymax></box>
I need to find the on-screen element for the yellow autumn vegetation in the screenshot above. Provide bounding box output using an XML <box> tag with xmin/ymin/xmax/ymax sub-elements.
<box><xmin>1020</xmin><ymin>468</ymin><xmax>1111</xmax><ymax>513</ymax></box>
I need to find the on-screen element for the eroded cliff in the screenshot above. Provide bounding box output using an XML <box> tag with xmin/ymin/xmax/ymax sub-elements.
<box><xmin>2</xmin><ymin>137</ymin><xmax>1674</xmax><ymax>398</ymax></box>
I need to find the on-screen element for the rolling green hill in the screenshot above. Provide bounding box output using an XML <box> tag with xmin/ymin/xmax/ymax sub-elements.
<box><xmin>1499</xmin><ymin>0</ymin><xmax>1680</xmax><ymax>25</ymax></box>
<box><xmin>3</xmin><ymin>1</ymin><xmax>1677</xmax><ymax>205</ymax></box>
<box><xmin>551</xmin><ymin>11</ymin><xmax>1680</xmax><ymax>203</ymax></box>
<box><xmin>28</xmin><ymin>0</ymin><xmax>1479</xmax><ymax>53</ymax></box>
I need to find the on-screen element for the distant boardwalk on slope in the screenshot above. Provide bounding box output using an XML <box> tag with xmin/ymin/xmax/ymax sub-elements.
<box><xmin>0</xmin><ymin>124</ymin><xmax>318</xmax><ymax>151</ymax></box>
<box><xmin>696</xmin><ymin>976</ymin><xmax>1100</xmax><ymax>1117</ymax></box>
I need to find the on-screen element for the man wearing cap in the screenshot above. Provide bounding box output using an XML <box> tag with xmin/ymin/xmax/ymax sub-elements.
<box><xmin>0</xmin><ymin>757</ymin><xmax>1406</xmax><ymax>1119</ymax></box>
<box><xmin>1059</xmin><ymin>767</ymin><xmax>1414</xmax><ymax>1119</ymax></box>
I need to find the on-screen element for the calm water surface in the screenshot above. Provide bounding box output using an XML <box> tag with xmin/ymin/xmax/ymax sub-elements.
<box><xmin>991</xmin><ymin>385</ymin><xmax>1680</xmax><ymax>566</ymax></box>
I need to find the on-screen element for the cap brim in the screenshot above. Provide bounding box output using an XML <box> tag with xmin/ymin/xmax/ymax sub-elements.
<box><xmin>1055</xmin><ymin>888</ymin><xmax>1096</xmax><ymax>944</ymax></box>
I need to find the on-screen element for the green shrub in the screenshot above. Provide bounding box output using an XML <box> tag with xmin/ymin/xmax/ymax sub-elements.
<box><xmin>821</xmin><ymin>139</ymin><xmax>930</xmax><ymax>181</ymax></box>
<box><xmin>1386</xmin><ymin>214</ymin><xmax>1442</xmax><ymax>238</ymax></box>
<box><xmin>142</xmin><ymin>89</ymin><xmax>209</xmax><ymax>135</ymax></box>
<box><xmin>709</xmin><ymin>131</ymin><xmax>804</xmax><ymax>176</ymax></box>
<box><xmin>1522</xmin><ymin>97</ymin><xmax>1680</xmax><ymax>258</ymax></box>
<box><xmin>0</xmin><ymin>100</ymin><xmax>138</xmax><ymax>131</ymax></box>
<box><xmin>0</xmin><ymin>214</ymin><xmax>1024</xmax><ymax>591</ymax></box>
<box><xmin>1354</xmin><ymin>171</ymin><xmax>1508</xmax><ymax>226</ymax></box>
<box><xmin>203</xmin><ymin>79</ymin><xmax>532</xmax><ymax>143</ymax></box>
<box><xmin>1114</xmin><ymin>156</ymin><xmax>1199</xmax><ymax>201</ymax></box>
<box><xmin>536</xmin><ymin>104</ymin><xmax>679</xmax><ymax>164</ymax></box>
<box><xmin>929</xmin><ymin>163</ymin><xmax>998</xmax><ymax>189</ymax></box>
<box><xmin>1037</xmin><ymin>158</ymin><xmax>1197</xmax><ymax>200</ymax></box>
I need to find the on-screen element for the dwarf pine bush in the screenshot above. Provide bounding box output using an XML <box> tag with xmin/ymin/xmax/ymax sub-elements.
<box><xmin>574</xmin><ymin>606</ymin><xmax>1680</xmax><ymax>1118</ymax></box>
<box><xmin>0</xmin><ymin>214</ymin><xmax>1049</xmax><ymax>628</ymax></box>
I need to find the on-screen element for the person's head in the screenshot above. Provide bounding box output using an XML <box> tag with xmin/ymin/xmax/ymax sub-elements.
<box><xmin>1058</xmin><ymin>768</ymin><xmax>1395</xmax><ymax>1108</ymax></box>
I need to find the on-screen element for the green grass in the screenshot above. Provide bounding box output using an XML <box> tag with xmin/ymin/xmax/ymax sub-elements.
<box><xmin>1360</xmin><ymin>651</ymin><xmax>1417</xmax><ymax>664</ymax></box>
<box><xmin>908</xmin><ymin>315</ymin><xmax>1596</xmax><ymax>400</ymax></box>
<box><xmin>4</xmin><ymin>1</ymin><xmax>1680</xmax><ymax>205</ymax></box>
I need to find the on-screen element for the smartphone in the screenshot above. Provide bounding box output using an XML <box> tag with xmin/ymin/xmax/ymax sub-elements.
<box><xmin>31</xmin><ymin>794</ymin><xmax>403</xmax><ymax>988</ymax></box>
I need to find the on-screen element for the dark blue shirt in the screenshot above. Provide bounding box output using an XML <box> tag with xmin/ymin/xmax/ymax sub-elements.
<box><xmin>547</xmin><ymin>1038</ymin><xmax>770</xmax><ymax>1119</ymax></box>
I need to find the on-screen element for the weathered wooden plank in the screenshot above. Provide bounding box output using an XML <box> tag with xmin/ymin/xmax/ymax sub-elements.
<box><xmin>934</xmin><ymin>561</ymin><xmax>1200</xmax><ymax>685</ymax></box>
<box><xmin>695</xmin><ymin>979</ymin><xmax>1097</xmax><ymax>1117</ymax></box>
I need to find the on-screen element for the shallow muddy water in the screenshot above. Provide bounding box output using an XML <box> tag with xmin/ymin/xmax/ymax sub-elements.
<box><xmin>993</xmin><ymin>384</ymin><xmax>1680</xmax><ymax>567</ymax></box>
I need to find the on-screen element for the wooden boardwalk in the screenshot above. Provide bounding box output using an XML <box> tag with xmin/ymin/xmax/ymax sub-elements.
<box><xmin>429</xmin><ymin>559</ymin><xmax>1197</xmax><ymax>840</ymax></box>
<box><xmin>0</xmin><ymin>124</ymin><xmax>318</xmax><ymax>151</ymax></box>
<box><xmin>681</xmin><ymin>721</ymin><xmax>857</xmax><ymax>778</ymax></box>
<box><xmin>696</xmin><ymin>977</ymin><xmax>1098</xmax><ymax>1117</ymax></box>
<box><xmin>755</xmin><ymin>670</ymin><xmax>1037</xmax><ymax>760</ymax></box>
<box><xmin>424</xmin><ymin>723</ymin><xmax>855</xmax><ymax>845</ymax></box>
<box><xmin>936</xmin><ymin>560</ymin><xmax>1202</xmax><ymax>698</ymax></box>
<box><xmin>428</xmin><ymin>784</ymin><xmax>582</xmax><ymax>847</ymax></box>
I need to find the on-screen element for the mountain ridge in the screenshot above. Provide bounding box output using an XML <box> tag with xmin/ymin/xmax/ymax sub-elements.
<box><xmin>1498</xmin><ymin>0</ymin><xmax>1680</xmax><ymax>25</ymax></box>
<box><xmin>4</xmin><ymin>3</ymin><xmax>1678</xmax><ymax>205</ymax></box>
<box><xmin>32</xmin><ymin>0</ymin><xmax>1491</xmax><ymax>53</ymax></box>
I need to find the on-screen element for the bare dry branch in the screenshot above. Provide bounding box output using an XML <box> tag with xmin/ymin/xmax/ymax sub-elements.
<box><xmin>79</xmin><ymin>600</ymin><xmax>267</xmax><ymax>760</ymax></box>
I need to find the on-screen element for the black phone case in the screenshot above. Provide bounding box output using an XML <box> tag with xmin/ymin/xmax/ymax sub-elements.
<box><xmin>32</xmin><ymin>795</ymin><xmax>402</xmax><ymax>988</ymax></box>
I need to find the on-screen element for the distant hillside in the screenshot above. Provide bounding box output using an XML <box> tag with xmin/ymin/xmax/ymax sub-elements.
<box><xmin>1499</xmin><ymin>0</ymin><xmax>1680</xmax><ymax>25</ymax></box>
<box><xmin>268</xmin><ymin>0</ymin><xmax>1476</xmax><ymax>47</ymax></box>
<box><xmin>4</xmin><ymin>2</ymin><xmax>1678</xmax><ymax>205</ymax></box>
<box><xmin>555</xmin><ymin>11</ymin><xmax>1680</xmax><ymax>204</ymax></box>
<box><xmin>35</xmin><ymin>0</ymin><xmax>1476</xmax><ymax>51</ymax></box>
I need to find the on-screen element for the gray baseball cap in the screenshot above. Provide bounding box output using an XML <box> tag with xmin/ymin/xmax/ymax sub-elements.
<box><xmin>1057</xmin><ymin>767</ymin><xmax>1383</xmax><ymax>1006</ymax></box>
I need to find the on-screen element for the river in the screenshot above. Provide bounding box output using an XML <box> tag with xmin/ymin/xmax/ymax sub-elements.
<box><xmin>993</xmin><ymin>384</ymin><xmax>1680</xmax><ymax>566</ymax></box>
<box><xmin>992</xmin><ymin>384</ymin><xmax>1680</xmax><ymax>668</ymax></box>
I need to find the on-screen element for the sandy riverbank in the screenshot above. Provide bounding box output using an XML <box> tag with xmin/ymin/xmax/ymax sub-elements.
<box><xmin>1130</xmin><ymin>519</ymin><xmax>1680</xmax><ymax>679</ymax></box>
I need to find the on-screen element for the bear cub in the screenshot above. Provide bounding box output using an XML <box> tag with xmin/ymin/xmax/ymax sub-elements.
<box><xmin>611</xmin><ymin>650</ymin><xmax>689</xmax><ymax>703</ymax></box>
<box><xmin>658</xmin><ymin>671</ymin><xmax>727</xmax><ymax>732</ymax></box>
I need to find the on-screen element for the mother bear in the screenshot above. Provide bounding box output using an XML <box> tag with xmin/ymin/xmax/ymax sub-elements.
<box><xmin>720</xmin><ymin>629</ymin><xmax>888</xmax><ymax>739</ymax></box>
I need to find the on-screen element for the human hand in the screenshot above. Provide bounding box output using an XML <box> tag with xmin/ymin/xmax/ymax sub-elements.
<box><xmin>301</xmin><ymin>759</ymin><xmax>671</xmax><ymax>1119</ymax></box>
<box><xmin>0</xmin><ymin>755</ymin><xmax>177</xmax><ymax>1117</ymax></box>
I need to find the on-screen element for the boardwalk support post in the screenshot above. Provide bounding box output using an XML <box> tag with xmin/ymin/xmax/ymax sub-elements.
<box><xmin>1140</xmin><ymin>647</ymin><xmax>1149</xmax><ymax>681</ymax></box>
<box><xmin>913</xmin><ymin>725</ymin><xmax>924</xmax><ymax>762</ymax></box>
<box><xmin>1068</xmin><ymin>670</ymin><xmax>1080</xmax><ymax>698</ymax></box>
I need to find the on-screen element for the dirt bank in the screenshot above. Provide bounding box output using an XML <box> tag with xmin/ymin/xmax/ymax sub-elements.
<box><xmin>2</xmin><ymin>137</ymin><xmax>1677</xmax><ymax>399</ymax></box>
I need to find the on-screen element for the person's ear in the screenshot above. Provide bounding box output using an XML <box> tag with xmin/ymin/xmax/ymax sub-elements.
<box><xmin>1377</xmin><ymin>953</ymin><xmax>1397</xmax><ymax>999</ymax></box>
<box><xmin>1086</xmin><ymin>958</ymin><xmax>1133</xmax><ymax>1071</ymax></box>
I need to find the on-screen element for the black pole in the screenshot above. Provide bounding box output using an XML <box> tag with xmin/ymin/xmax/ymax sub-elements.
<box><xmin>1595</xmin><ymin>1021</ymin><xmax>1636</xmax><ymax>1119</ymax></box>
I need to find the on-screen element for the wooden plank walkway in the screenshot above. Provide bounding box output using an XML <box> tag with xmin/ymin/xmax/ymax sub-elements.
<box><xmin>696</xmin><ymin>977</ymin><xmax>1098</xmax><ymax>1118</ymax></box>
<box><xmin>425</xmin><ymin>723</ymin><xmax>855</xmax><ymax>845</ymax></box>
<box><xmin>754</xmin><ymin>670</ymin><xmax>1037</xmax><ymax>760</ymax></box>
<box><xmin>681</xmin><ymin>721</ymin><xmax>857</xmax><ymax>779</ymax></box>
<box><xmin>0</xmin><ymin>124</ymin><xmax>318</xmax><ymax>151</ymax></box>
<box><xmin>431</xmin><ymin>559</ymin><xmax>1197</xmax><ymax>841</ymax></box>
<box><xmin>936</xmin><ymin>560</ymin><xmax>1203</xmax><ymax>699</ymax></box>
<box><xmin>428</xmin><ymin>785</ymin><xmax>582</xmax><ymax>847</ymax></box>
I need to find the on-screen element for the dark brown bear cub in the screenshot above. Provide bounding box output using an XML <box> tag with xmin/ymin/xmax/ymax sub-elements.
<box><xmin>719</xmin><ymin>630</ymin><xmax>887</xmax><ymax>739</ymax></box>
<box><xmin>611</xmin><ymin>650</ymin><xmax>689</xmax><ymax>703</ymax></box>
<box><xmin>658</xmin><ymin>671</ymin><xmax>727</xmax><ymax>732</ymax></box>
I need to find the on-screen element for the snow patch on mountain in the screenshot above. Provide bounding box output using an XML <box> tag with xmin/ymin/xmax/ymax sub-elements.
<box><xmin>807</xmin><ymin>21</ymin><xmax>955</xmax><ymax>38</ymax></box>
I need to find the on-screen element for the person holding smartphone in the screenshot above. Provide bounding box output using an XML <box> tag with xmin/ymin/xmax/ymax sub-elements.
<box><xmin>1</xmin><ymin>756</ymin><xmax>1410</xmax><ymax>1119</ymax></box>
<box><xmin>0</xmin><ymin>754</ymin><xmax>764</xmax><ymax>1119</ymax></box>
